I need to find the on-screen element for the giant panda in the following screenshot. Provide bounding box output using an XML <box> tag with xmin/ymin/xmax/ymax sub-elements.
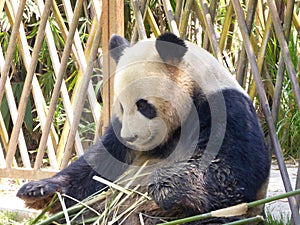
<box><xmin>17</xmin><ymin>33</ymin><xmax>270</xmax><ymax>224</ymax></box>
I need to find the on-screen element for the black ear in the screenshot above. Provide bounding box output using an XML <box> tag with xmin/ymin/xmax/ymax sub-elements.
<box><xmin>109</xmin><ymin>35</ymin><xmax>130</xmax><ymax>63</ymax></box>
<box><xmin>155</xmin><ymin>33</ymin><xmax>187</xmax><ymax>63</ymax></box>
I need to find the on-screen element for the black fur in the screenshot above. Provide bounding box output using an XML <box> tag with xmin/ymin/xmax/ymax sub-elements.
<box><xmin>109</xmin><ymin>34</ymin><xmax>130</xmax><ymax>63</ymax></box>
<box><xmin>17</xmin><ymin>88</ymin><xmax>270</xmax><ymax>220</ymax></box>
<box><xmin>136</xmin><ymin>99</ymin><xmax>157</xmax><ymax>119</ymax></box>
<box><xmin>156</xmin><ymin>32</ymin><xmax>187</xmax><ymax>62</ymax></box>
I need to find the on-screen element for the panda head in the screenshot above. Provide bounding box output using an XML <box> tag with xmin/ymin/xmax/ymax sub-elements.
<box><xmin>109</xmin><ymin>33</ymin><xmax>196</xmax><ymax>151</ymax></box>
<box><xmin>109</xmin><ymin>33</ymin><xmax>245</xmax><ymax>152</ymax></box>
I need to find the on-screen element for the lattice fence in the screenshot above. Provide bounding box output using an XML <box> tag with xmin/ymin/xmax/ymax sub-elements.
<box><xmin>0</xmin><ymin>0</ymin><xmax>111</xmax><ymax>180</ymax></box>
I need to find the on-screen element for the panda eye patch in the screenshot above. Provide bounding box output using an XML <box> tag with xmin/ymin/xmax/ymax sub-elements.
<box><xmin>136</xmin><ymin>99</ymin><xmax>157</xmax><ymax>119</ymax></box>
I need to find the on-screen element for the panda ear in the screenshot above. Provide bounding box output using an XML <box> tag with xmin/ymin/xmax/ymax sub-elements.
<box><xmin>109</xmin><ymin>35</ymin><xmax>130</xmax><ymax>63</ymax></box>
<box><xmin>155</xmin><ymin>33</ymin><xmax>187</xmax><ymax>63</ymax></box>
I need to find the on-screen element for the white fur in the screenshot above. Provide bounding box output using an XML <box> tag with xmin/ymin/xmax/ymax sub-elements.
<box><xmin>113</xmin><ymin>39</ymin><xmax>245</xmax><ymax>151</ymax></box>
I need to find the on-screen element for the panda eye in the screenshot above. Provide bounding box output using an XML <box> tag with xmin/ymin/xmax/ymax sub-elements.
<box><xmin>136</xmin><ymin>99</ymin><xmax>157</xmax><ymax>119</ymax></box>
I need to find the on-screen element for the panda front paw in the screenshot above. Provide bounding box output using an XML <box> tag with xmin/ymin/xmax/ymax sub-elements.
<box><xmin>17</xmin><ymin>179</ymin><xmax>61</xmax><ymax>201</ymax></box>
<box><xmin>148</xmin><ymin>168</ymin><xmax>181</xmax><ymax>212</ymax></box>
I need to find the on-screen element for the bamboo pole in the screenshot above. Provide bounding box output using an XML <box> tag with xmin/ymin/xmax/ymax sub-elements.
<box><xmin>231</xmin><ymin>1</ymin><xmax>300</xmax><ymax>224</ymax></box>
<box><xmin>0</xmin><ymin>0</ymin><xmax>26</xmax><ymax>105</ymax></box>
<box><xmin>267</xmin><ymin>1</ymin><xmax>300</xmax><ymax>113</ymax></box>
<box><xmin>174</xmin><ymin>0</ymin><xmax>183</xmax><ymax>25</ymax></box>
<box><xmin>161</xmin><ymin>0</ymin><xmax>179</xmax><ymax>36</ymax></box>
<box><xmin>271</xmin><ymin>0</ymin><xmax>296</xmax><ymax>123</ymax></box>
<box><xmin>146</xmin><ymin>7</ymin><xmax>160</xmax><ymax>37</ymax></box>
<box><xmin>5</xmin><ymin>0</ymin><xmax>54</xmax><ymax>168</ymax></box>
<box><xmin>4</xmin><ymin>0</ymin><xmax>59</xmax><ymax>169</ymax></box>
<box><xmin>178</xmin><ymin>0</ymin><xmax>193</xmax><ymax>39</ymax></box>
<box><xmin>130</xmin><ymin>0</ymin><xmax>148</xmax><ymax>43</ymax></box>
<box><xmin>159</xmin><ymin>189</ymin><xmax>300</xmax><ymax>225</ymax></box>
<box><xmin>132</xmin><ymin>0</ymin><xmax>147</xmax><ymax>39</ymax></box>
<box><xmin>235</xmin><ymin>0</ymin><xmax>258</xmax><ymax>87</ymax></box>
<box><xmin>61</xmin><ymin>22</ymin><xmax>102</xmax><ymax>168</ymax></box>
<box><xmin>194</xmin><ymin>0</ymin><xmax>222</xmax><ymax>62</ymax></box>
<box><xmin>219</xmin><ymin>2</ymin><xmax>233</xmax><ymax>52</ymax></box>
<box><xmin>36</xmin><ymin>0</ymin><xmax>82</xmax><ymax>153</ymax></box>
<box><xmin>248</xmin><ymin>13</ymin><xmax>273</xmax><ymax>100</ymax></box>
<box><xmin>34</xmin><ymin>0</ymin><xmax>84</xmax><ymax>170</ymax></box>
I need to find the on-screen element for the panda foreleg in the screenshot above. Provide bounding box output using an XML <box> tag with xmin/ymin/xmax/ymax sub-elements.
<box><xmin>17</xmin><ymin>118</ymin><xmax>130</xmax><ymax>212</ymax></box>
<box><xmin>148</xmin><ymin>159</ymin><xmax>245</xmax><ymax>217</ymax></box>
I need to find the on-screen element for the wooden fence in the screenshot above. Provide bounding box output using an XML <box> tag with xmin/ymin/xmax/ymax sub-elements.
<box><xmin>0</xmin><ymin>0</ymin><xmax>123</xmax><ymax>180</ymax></box>
<box><xmin>0</xmin><ymin>0</ymin><xmax>300</xmax><ymax>222</ymax></box>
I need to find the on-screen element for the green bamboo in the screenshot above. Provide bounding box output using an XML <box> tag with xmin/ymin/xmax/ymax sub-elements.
<box><xmin>159</xmin><ymin>189</ymin><xmax>300</xmax><ymax>225</ymax></box>
<box><xmin>178</xmin><ymin>0</ymin><xmax>193</xmax><ymax>38</ymax></box>
<box><xmin>5</xmin><ymin>0</ymin><xmax>53</xmax><ymax>168</ymax></box>
<box><xmin>248</xmin><ymin>12</ymin><xmax>273</xmax><ymax>100</ymax></box>
<box><xmin>0</xmin><ymin>0</ymin><xmax>26</xmax><ymax>105</ymax></box>
<box><xmin>236</xmin><ymin>0</ymin><xmax>258</xmax><ymax>87</ymax></box>
<box><xmin>174</xmin><ymin>0</ymin><xmax>183</xmax><ymax>25</ymax></box>
<box><xmin>34</xmin><ymin>0</ymin><xmax>85</xmax><ymax>170</ymax></box>
<box><xmin>225</xmin><ymin>216</ymin><xmax>264</xmax><ymax>225</ymax></box>
<box><xmin>146</xmin><ymin>7</ymin><xmax>161</xmax><ymax>36</ymax></box>
<box><xmin>219</xmin><ymin>2</ymin><xmax>233</xmax><ymax>52</ymax></box>
<box><xmin>132</xmin><ymin>0</ymin><xmax>147</xmax><ymax>39</ymax></box>
<box><xmin>194</xmin><ymin>0</ymin><xmax>222</xmax><ymax>62</ymax></box>
<box><xmin>232</xmin><ymin>1</ymin><xmax>300</xmax><ymax>223</ymax></box>
<box><xmin>162</xmin><ymin>0</ymin><xmax>179</xmax><ymax>35</ymax></box>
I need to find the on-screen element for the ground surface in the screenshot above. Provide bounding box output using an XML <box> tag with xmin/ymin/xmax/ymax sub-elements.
<box><xmin>0</xmin><ymin>162</ymin><xmax>298</xmax><ymax>222</ymax></box>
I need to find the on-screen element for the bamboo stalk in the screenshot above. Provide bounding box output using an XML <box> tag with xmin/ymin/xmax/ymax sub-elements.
<box><xmin>248</xmin><ymin>13</ymin><xmax>273</xmax><ymax>100</ymax></box>
<box><xmin>5</xmin><ymin>0</ymin><xmax>53</xmax><ymax>168</ymax></box>
<box><xmin>131</xmin><ymin>0</ymin><xmax>148</xmax><ymax>43</ymax></box>
<box><xmin>235</xmin><ymin>0</ymin><xmax>258</xmax><ymax>87</ymax></box>
<box><xmin>146</xmin><ymin>7</ymin><xmax>161</xmax><ymax>36</ymax></box>
<box><xmin>219</xmin><ymin>2</ymin><xmax>233</xmax><ymax>52</ymax></box>
<box><xmin>267</xmin><ymin>1</ymin><xmax>300</xmax><ymax>113</ymax></box>
<box><xmin>4</xmin><ymin>0</ymin><xmax>59</xmax><ymax>169</ymax></box>
<box><xmin>0</xmin><ymin>0</ymin><xmax>26</xmax><ymax>105</ymax></box>
<box><xmin>36</xmin><ymin>0</ymin><xmax>81</xmax><ymax>151</ymax></box>
<box><xmin>61</xmin><ymin>22</ymin><xmax>102</xmax><ymax>168</ymax></box>
<box><xmin>161</xmin><ymin>0</ymin><xmax>179</xmax><ymax>36</ymax></box>
<box><xmin>174</xmin><ymin>0</ymin><xmax>183</xmax><ymax>25</ymax></box>
<box><xmin>34</xmin><ymin>0</ymin><xmax>85</xmax><ymax>170</ymax></box>
<box><xmin>232</xmin><ymin>1</ymin><xmax>300</xmax><ymax>224</ymax></box>
<box><xmin>271</xmin><ymin>0</ymin><xmax>296</xmax><ymax>123</ymax></box>
<box><xmin>293</xmin><ymin>11</ymin><xmax>300</xmax><ymax>33</ymax></box>
<box><xmin>178</xmin><ymin>0</ymin><xmax>193</xmax><ymax>39</ymax></box>
<box><xmin>0</xmin><ymin>27</ymin><xmax>28</xmax><ymax>169</ymax></box>
<box><xmin>194</xmin><ymin>0</ymin><xmax>222</xmax><ymax>62</ymax></box>
<box><xmin>132</xmin><ymin>0</ymin><xmax>147</xmax><ymax>39</ymax></box>
<box><xmin>159</xmin><ymin>189</ymin><xmax>300</xmax><ymax>225</ymax></box>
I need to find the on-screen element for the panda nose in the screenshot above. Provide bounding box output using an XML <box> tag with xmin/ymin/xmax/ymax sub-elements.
<box><xmin>123</xmin><ymin>135</ymin><xmax>137</xmax><ymax>142</ymax></box>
